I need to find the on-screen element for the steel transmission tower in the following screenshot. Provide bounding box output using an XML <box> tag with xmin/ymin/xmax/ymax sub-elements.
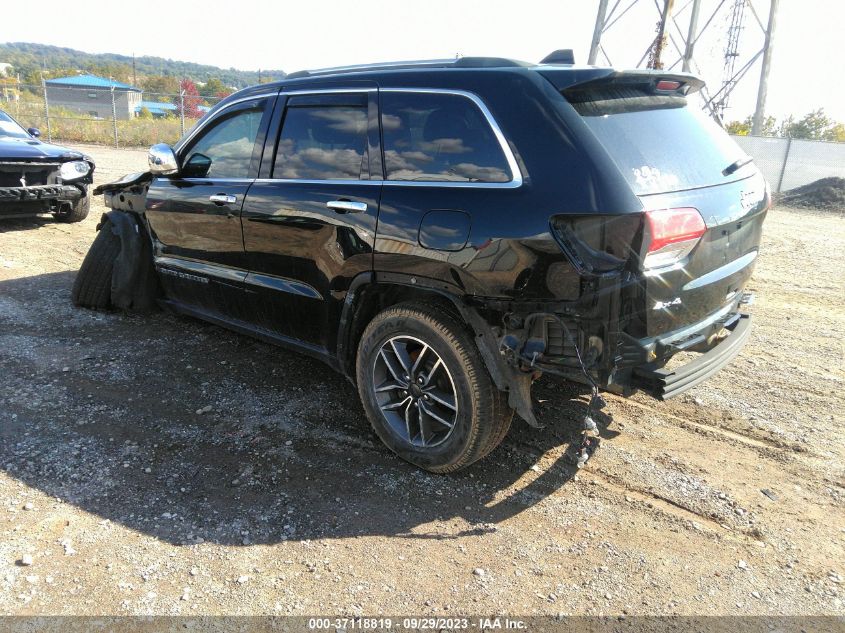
<box><xmin>714</xmin><ymin>0</ymin><xmax>748</xmax><ymax>118</ymax></box>
<box><xmin>587</xmin><ymin>0</ymin><xmax>779</xmax><ymax>130</ymax></box>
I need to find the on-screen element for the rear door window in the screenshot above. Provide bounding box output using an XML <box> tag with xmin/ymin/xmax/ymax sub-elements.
<box><xmin>567</xmin><ymin>88</ymin><xmax>752</xmax><ymax>194</ymax></box>
<box><xmin>380</xmin><ymin>91</ymin><xmax>512</xmax><ymax>183</ymax></box>
<box><xmin>273</xmin><ymin>94</ymin><xmax>369</xmax><ymax>180</ymax></box>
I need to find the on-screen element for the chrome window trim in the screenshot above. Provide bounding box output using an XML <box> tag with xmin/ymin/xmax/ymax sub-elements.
<box><xmin>281</xmin><ymin>87</ymin><xmax>376</xmax><ymax>97</ymax></box>
<box><xmin>379</xmin><ymin>88</ymin><xmax>522</xmax><ymax>189</ymax></box>
<box><xmin>262</xmin><ymin>87</ymin><xmax>523</xmax><ymax>189</ymax></box>
<box><xmin>177</xmin><ymin>177</ymin><xmax>256</xmax><ymax>184</ymax></box>
<box><xmin>175</xmin><ymin>91</ymin><xmax>278</xmax><ymax>154</ymax></box>
<box><xmin>252</xmin><ymin>178</ymin><xmax>380</xmax><ymax>186</ymax></box>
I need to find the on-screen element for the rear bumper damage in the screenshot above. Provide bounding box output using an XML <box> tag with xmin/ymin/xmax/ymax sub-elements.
<box><xmin>631</xmin><ymin>312</ymin><xmax>751</xmax><ymax>399</ymax></box>
<box><xmin>479</xmin><ymin>289</ymin><xmax>754</xmax><ymax>422</ymax></box>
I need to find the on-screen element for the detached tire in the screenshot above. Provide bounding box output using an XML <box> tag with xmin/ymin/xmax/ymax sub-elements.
<box><xmin>356</xmin><ymin>303</ymin><xmax>512</xmax><ymax>473</ymax></box>
<box><xmin>56</xmin><ymin>192</ymin><xmax>90</xmax><ymax>223</ymax></box>
<box><xmin>72</xmin><ymin>218</ymin><xmax>120</xmax><ymax>309</ymax></box>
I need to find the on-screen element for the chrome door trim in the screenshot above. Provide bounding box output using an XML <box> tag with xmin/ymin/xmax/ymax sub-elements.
<box><xmin>155</xmin><ymin>256</ymin><xmax>247</xmax><ymax>283</ymax></box>
<box><xmin>243</xmin><ymin>272</ymin><xmax>323</xmax><ymax>300</ymax></box>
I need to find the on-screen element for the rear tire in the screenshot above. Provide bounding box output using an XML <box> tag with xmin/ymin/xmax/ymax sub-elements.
<box><xmin>356</xmin><ymin>303</ymin><xmax>512</xmax><ymax>473</ymax></box>
<box><xmin>72</xmin><ymin>219</ymin><xmax>119</xmax><ymax>309</ymax></box>
<box><xmin>56</xmin><ymin>192</ymin><xmax>90</xmax><ymax>223</ymax></box>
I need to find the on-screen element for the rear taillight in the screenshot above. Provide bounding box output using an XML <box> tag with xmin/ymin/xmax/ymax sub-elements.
<box><xmin>643</xmin><ymin>207</ymin><xmax>706</xmax><ymax>269</ymax></box>
<box><xmin>655</xmin><ymin>79</ymin><xmax>682</xmax><ymax>91</ymax></box>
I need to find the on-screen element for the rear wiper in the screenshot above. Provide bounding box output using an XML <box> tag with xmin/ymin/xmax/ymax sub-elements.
<box><xmin>722</xmin><ymin>156</ymin><xmax>754</xmax><ymax>176</ymax></box>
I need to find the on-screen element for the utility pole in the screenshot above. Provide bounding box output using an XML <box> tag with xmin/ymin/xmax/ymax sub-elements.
<box><xmin>588</xmin><ymin>0</ymin><xmax>610</xmax><ymax>65</ymax></box>
<box><xmin>682</xmin><ymin>0</ymin><xmax>702</xmax><ymax>72</ymax></box>
<box><xmin>40</xmin><ymin>71</ymin><xmax>51</xmax><ymax>143</ymax></box>
<box><xmin>752</xmin><ymin>0</ymin><xmax>779</xmax><ymax>135</ymax></box>
<box><xmin>132</xmin><ymin>53</ymin><xmax>137</xmax><ymax>87</ymax></box>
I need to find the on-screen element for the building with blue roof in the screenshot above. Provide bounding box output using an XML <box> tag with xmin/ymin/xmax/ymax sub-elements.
<box><xmin>135</xmin><ymin>100</ymin><xmax>178</xmax><ymax>118</ymax></box>
<box><xmin>45</xmin><ymin>74</ymin><xmax>143</xmax><ymax>120</ymax></box>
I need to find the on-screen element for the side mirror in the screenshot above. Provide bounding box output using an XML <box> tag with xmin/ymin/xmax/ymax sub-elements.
<box><xmin>27</xmin><ymin>127</ymin><xmax>41</xmax><ymax>138</ymax></box>
<box><xmin>148</xmin><ymin>143</ymin><xmax>179</xmax><ymax>175</ymax></box>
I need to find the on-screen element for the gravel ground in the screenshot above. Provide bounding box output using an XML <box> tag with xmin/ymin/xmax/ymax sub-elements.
<box><xmin>0</xmin><ymin>144</ymin><xmax>843</xmax><ymax>617</ymax></box>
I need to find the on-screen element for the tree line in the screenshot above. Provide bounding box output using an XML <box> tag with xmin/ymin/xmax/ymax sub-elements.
<box><xmin>726</xmin><ymin>109</ymin><xmax>845</xmax><ymax>142</ymax></box>
<box><xmin>0</xmin><ymin>42</ymin><xmax>284</xmax><ymax>89</ymax></box>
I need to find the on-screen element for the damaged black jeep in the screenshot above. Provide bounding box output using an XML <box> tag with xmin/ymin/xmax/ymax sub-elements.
<box><xmin>74</xmin><ymin>55</ymin><xmax>768</xmax><ymax>472</ymax></box>
<box><xmin>0</xmin><ymin>109</ymin><xmax>94</xmax><ymax>222</ymax></box>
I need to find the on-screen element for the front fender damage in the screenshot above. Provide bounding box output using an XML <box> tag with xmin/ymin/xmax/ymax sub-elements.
<box><xmin>97</xmin><ymin>210</ymin><xmax>159</xmax><ymax>312</ymax></box>
<box><xmin>94</xmin><ymin>171</ymin><xmax>152</xmax><ymax>213</ymax></box>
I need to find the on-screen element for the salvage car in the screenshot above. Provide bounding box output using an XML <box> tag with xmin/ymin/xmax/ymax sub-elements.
<box><xmin>0</xmin><ymin>109</ymin><xmax>93</xmax><ymax>222</ymax></box>
<box><xmin>73</xmin><ymin>54</ymin><xmax>768</xmax><ymax>472</ymax></box>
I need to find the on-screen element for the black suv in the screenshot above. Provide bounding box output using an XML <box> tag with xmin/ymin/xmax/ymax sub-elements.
<box><xmin>74</xmin><ymin>56</ymin><xmax>768</xmax><ymax>472</ymax></box>
<box><xmin>0</xmin><ymin>109</ymin><xmax>94</xmax><ymax>222</ymax></box>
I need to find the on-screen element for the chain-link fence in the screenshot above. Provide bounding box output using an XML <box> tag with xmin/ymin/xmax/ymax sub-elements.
<box><xmin>730</xmin><ymin>135</ymin><xmax>845</xmax><ymax>193</ymax></box>
<box><xmin>0</xmin><ymin>81</ymin><xmax>225</xmax><ymax>148</ymax></box>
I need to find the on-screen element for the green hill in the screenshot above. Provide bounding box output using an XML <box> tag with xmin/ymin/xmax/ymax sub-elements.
<box><xmin>0</xmin><ymin>42</ymin><xmax>285</xmax><ymax>88</ymax></box>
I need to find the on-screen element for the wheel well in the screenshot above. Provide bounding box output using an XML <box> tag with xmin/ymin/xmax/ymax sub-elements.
<box><xmin>341</xmin><ymin>283</ymin><xmax>468</xmax><ymax>378</ymax></box>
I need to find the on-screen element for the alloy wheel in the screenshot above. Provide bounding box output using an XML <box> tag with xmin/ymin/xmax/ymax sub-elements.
<box><xmin>371</xmin><ymin>335</ymin><xmax>459</xmax><ymax>448</ymax></box>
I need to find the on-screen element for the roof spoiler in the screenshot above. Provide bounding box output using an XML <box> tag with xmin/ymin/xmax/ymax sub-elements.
<box><xmin>550</xmin><ymin>69</ymin><xmax>705</xmax><ymax>96</ymax></box>
<box><xmin>540</xmin><ymin>49</ymin><xmax>575</xmax><ymax>65</ymax></box>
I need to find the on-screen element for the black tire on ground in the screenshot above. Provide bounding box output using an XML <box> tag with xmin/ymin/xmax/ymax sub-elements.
<box><xmin>56</xmin><ymin>193</ymin><xmax>90</xmax><ymax>223</ymax></box>
<box><xmin>71</xmin><ymin>219</ymin><xmax>120</xmax><ymax>309</ymax></box>
<box><xmin>356</xmin><ymin>303</ymin><xmax>513</xmax><ymax>473</ymax></box>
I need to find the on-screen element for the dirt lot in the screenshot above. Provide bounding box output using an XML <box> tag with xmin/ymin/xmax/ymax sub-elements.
<box><xmin>0</xmin><ymin>144</ymin><xmax>843</xmax><ymax>617</ymax></box>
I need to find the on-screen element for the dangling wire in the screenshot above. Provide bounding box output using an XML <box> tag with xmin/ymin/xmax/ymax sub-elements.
<box><xmin>520</xmin><ymin>313</ymin><xmax>606</xmax><ymax>468</ymax></box>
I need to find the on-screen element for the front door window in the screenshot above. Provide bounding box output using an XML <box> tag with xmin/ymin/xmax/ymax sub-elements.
<box><xmin>183</xmin><ymin>102</ymin><xmax>267</xmax><ymax>179</ymax></box>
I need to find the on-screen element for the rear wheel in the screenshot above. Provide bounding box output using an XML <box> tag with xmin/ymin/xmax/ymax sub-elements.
<box><xmin>72</xmin><ymin>218</ymin><xmax>119</xmax><ymax>309</ymax></box>
<box><xmin>356</xmin><ymin>304</ymin><xmax>512</xmax><ymax>473</ymax></box>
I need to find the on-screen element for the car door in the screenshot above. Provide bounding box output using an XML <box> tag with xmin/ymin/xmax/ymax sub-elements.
<box><xmin>240</xmin><ymin>87</ymin><xmax>381</xmax><ymax>352</ymax></box>
<box><xmin>145</xmin><ymin>94</ymin><xmax>276</xmax><ymax>321</ymax></box>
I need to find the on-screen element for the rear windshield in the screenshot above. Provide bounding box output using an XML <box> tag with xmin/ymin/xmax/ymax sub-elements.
<box><xmin>566</xmin><ymin>88</ymin><xmax>753</xmax><ymax>195</ymax></box>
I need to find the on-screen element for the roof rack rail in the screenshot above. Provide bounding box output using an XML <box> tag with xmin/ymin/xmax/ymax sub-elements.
<box><xmin>285</xmin><ymin>57</ymin><xmax>529</xmax><ymax>79</ymax></box>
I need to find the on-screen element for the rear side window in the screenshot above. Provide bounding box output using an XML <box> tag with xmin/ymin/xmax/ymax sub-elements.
<box><xmin>380</xmin><ymin>92</ymin><xmax>511</xmax><ymax>183</ymax></box>
<box><xmin>274</xmin><ymin>98</ymin><xmax>368</xmax><ymax>180</ymax></box>
<box><xmin>567</xmin><ymin>87</ymin><xmax>751</xmax><ymax>195</ymax></box>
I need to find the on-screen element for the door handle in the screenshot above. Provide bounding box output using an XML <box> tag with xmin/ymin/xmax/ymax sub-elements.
<box><xmin>326</xmin><ymin>200</ymin><xmax>367</xmax><ymax>214</ymax></box>
<box><xmin>209</xmin><ymin>194</ymin><xmax>237</xmax><ymax>205</ymax></box>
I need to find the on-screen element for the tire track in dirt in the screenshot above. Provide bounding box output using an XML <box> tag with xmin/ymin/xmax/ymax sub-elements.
<box><xmin>611</xmin><ymin>396</ymin><xmax>790</xmax><ymax>452</ymax></box>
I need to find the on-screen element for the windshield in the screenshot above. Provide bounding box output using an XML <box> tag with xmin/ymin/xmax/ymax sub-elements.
<box><xmin>0</xmin><ymin>111</ymin><xmax>31</xmax><ymax>140</ymax></box>
<box><xmin>567</xmin><ymin>88</ymin><xmax>753</xmax><ymax>195</ymax></box>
